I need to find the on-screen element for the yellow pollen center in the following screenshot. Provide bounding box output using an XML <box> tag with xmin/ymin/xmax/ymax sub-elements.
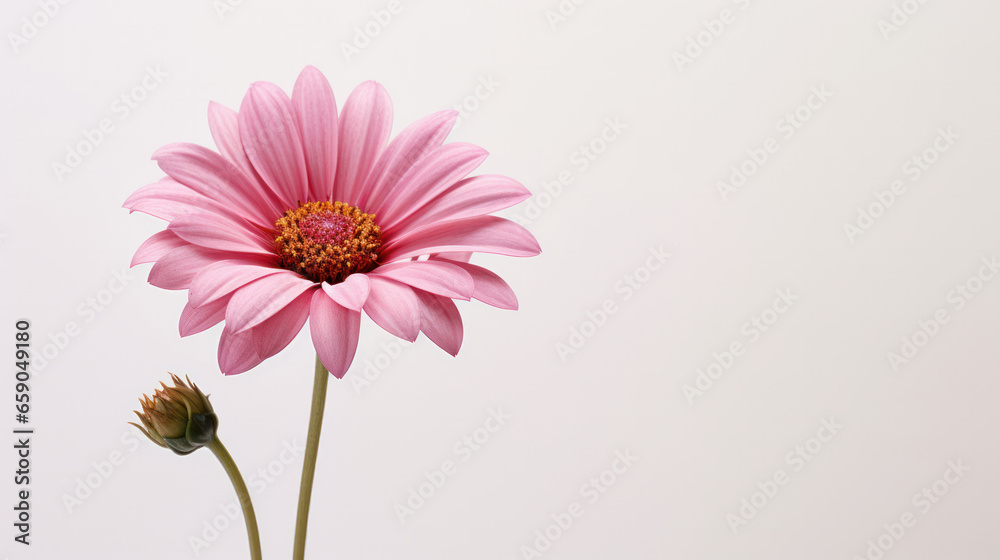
<box><xmin>273</xmin><ymin>201</ymin><xmax>382</xmax><ymax>283</ymax></box>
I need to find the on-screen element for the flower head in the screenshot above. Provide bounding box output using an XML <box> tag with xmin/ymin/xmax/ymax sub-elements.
<box><xmin>125</xmin><ymin>66</ymin><xmax>540</xmax><ymax>377</ymax></box>
<box><xmin>131</xmin><ymin>374</ymin><xmax>218</xmax><ymax>455</ymax></box>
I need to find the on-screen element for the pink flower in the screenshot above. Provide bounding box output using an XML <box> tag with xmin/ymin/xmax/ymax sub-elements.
<box><xmin>125</xmin><ymin>66</ymin><xmax>540</xmax><ymax>377</ymax></box>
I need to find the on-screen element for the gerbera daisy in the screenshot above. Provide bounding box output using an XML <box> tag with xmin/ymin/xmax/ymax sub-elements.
<box><xmin>125</xmin><ymin>66</ymin><xmax>540</xmax><ymax>378</ymax></box>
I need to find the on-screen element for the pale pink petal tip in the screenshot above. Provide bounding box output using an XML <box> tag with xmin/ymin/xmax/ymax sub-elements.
<box><xmin>363</xmin><ymin>277</ymin><xmax>421</xmax><ymax>342</ymax></box>
<box><xmin>310</xmin><ymin>291</ymin><xmax>361</xmax><ymax>378</ymax></box>
<box><xmin>131</xmin><ymin>230</ymin><xmax>186</xmax><ymax>267</ymax></box>
<box><xmin>415</xmin><ymin>290</ymin><xmax>463</xmax><ymax>356</ymax></box>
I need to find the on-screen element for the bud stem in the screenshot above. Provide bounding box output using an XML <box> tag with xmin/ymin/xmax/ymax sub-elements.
<box><xmin>293</xmin><ymin>354</ymin><xmax>330</xmax><ymax>560</ymax></box>
<box><xmin>208</xmin><ymin>436</ymin><xmax>262</xmax><ymax>560</ymax></box>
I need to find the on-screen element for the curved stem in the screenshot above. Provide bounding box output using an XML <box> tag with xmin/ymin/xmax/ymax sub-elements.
<box><xmin>293</xmin><ymin>354</ymin><xmax>330</xmax><ymax>560</ymax></box>
<box><xmin>207</xmin><ymin>436</ymin><xmax>262</xmax><ymax>560</ymax></box>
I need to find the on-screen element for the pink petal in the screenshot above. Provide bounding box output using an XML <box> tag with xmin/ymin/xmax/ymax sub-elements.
<box><xmin>363</xmin><ymin>276</ymin><xmax>420</xmax><ymax>342</ymax></box>
<box><xmin>310</xmin><ymin>290</ymin><xmax>361</xmax><ymax>379</ymax></box>
<box><xmin>380</xmin><ymin>216</ymin><xmax>541</xmax><ymax>262</ymax></box>
<box><xmin>414</xmin><ymin>289</ymin><xmax>463</xmax><ymax>356</ymax></box>
<box><xmin>239</xmin><ymin>82</ymin><xmax>310</xmax><ymax>208</ymax></box>
<box><xmin>430</xmin><ymin>252</ymin><xmax>473</xmax><ymax>263</ymax></box>
<box><xmin>152</xmin><ymin>142</ymin><xmax>277</xmax><ymax>226</ymax></box>
<box><xmin>123</xmin><ymin>177</ymin><xmax>211</xmax><ymax>221</ymax></box>
<box><xmin>292</xmin><ymin>66</ymin><xmax>339</xmax><ymax>203</ymax></box>
<box><xmin>251</xmin><ymin>290</ymin><xmax>312</xmax><ymax>360</ymax></box>
<box><xmin>393</xmin><ymin>174</ymin><xmax>532</xmax><ymax>233</ymax></box>
<box><xmin>208</xmin><ymin>103</ymin><xmax>255</xmax><ymax>177</ymax></box>
<box><xmin>208</xmin><ymin>101</ymin><xmax>287</xmax><ymax>216</ymax></box>
<box><xmin>218</xmin><ymin>327</ymin><xmax>263</xmax><ymax>375</ymax></box>
<box><xmin>377</xmin><ymin>143</ymin><xmax>489</xmax><ymax>230</ymax></box>
<box><xmin>131</xmin><ymin>230</ymin><xmax>188</xmax><ymax>266</ymax></box>
<box><xmin>358</xmin><ymin>110</ymin><xmax>457</xmax><ymax>211</ymax></box>
<box><xmin>188</xmin><ymin>259</ymin><xmax>283</xmax><ymax>307</ymax></box>
<box><xmin>218</xmin><ymin>295</ymin><xmax>312</xmax><ymax>375</ymax></box>
<box><xmin>149</xmin><ymin>245</ymin><xmax>228</xmax><ymax>290</ymax></box>
<box><xmin>334</xmin><ymin>81</ymin><xmax>392</xmax><ymax>206</ymax></box>
<box><xmin>321</xmin><ymin>273</ymin><xmax>370</xmax><ymax>311</ymax></box>
<box><xmin>168</xmin><ymin>212</ymin><xmax>274</xmax><ymax>256</ymax></box>
<box><xmin>368</xmin><ymin>260</ymin><xmax>474</xmax><ymax>300</ymax></box>
<box><xmin>179</xmin><ymin>295</ymin><xmax>231</xmax><ymax>337</ymax></box>
<box><xmin>226</xmin><ymin>273</ymin><xmax>317</xmax><ymax>333</ymax></box>
<box><xmin>432</xmin><ymin>258</ymin><xmax>518</xmax><ymax>310</ymax></box>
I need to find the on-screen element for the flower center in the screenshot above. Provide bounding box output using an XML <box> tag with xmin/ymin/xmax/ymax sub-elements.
<box><xmin>273</xmin><ymin>201</ymin><xmax>382</xmax><ymax>283</ymax></box>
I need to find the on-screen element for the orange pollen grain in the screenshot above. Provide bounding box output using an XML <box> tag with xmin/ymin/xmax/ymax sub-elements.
<box><xmin>273</xmin><ymin>201</ymin><xmax>382</xmax><ymax>284</ymax></box>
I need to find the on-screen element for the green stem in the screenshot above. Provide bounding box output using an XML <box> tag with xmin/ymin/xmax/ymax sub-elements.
<box><xmin>207</xmin><ymin>436</ymin><xmax>262</xmax><ymax>560</ymax></box>
<box><xmin>293</xmin><ymin>354</ymin><xmax>330</xmax><ymax>560</ymax></box>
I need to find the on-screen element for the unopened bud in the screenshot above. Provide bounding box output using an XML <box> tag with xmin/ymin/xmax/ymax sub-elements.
<box><xmin>130</xmin><ymin>373</ymin><xmax>218</xmax><ymax>455</ymax></box>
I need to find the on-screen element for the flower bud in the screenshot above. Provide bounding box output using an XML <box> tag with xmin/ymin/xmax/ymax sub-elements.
<box><xmin>130</xmin><ymin>374</ymin><xmax>218</xmax><ymax>455</ymax></box>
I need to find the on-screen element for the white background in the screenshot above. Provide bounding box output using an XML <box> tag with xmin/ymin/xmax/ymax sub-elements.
<box><xmin>2</xmin><ymin>0</ymin><xmax>1000</xmax><ymax>559</ymax></box>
